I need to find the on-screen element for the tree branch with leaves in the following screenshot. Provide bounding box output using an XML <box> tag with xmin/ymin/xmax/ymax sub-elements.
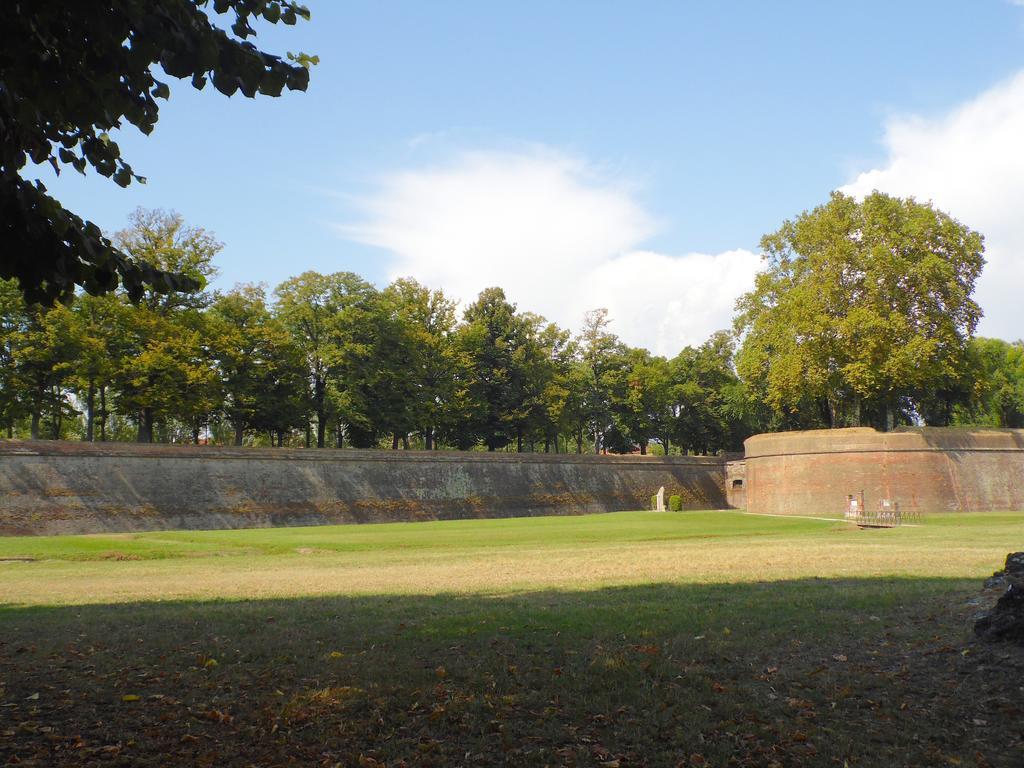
<box><xmin>0</xmin><ymin>1</ymin><xmax>316</xmax><ymax>304</ymax></box>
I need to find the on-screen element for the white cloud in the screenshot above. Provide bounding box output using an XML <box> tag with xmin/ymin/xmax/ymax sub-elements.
<box><xmin>343</xmin><ymin>148</ymin><xmax>758</xmax><ymax>356</ymax></box>
<box><xmin>579</xmin><ymin>249</ymin><xmax>761</xmax><ymax>355</ymax></box>
<box><xmin>841</xmin><ymin>71</ymin><xmax>1024</xmax><ymax>341</ymax></box>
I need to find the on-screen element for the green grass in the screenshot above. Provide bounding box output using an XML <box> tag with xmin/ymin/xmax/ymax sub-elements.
<box><xmin>0</xmin><ymin>510</ymin><xmax>831</xmax><ymax>560</ymax></box>
<box><xmin>0</xmin><ymin>510</ymin><xmax>1019</xmax><ymax>606</ymax></box>
<box><xmin>1</xmin><ymin>511</ymin><xmax>1022</xmax><ymax>766</ymax></box>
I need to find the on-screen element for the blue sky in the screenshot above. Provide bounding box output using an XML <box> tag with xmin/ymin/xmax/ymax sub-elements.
<box><xmin>38</xmin><ymin>1</ymin><xmax>1024</xmax><ymax>354</ymax></box>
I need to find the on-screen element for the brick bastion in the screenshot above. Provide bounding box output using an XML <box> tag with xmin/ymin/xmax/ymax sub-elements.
<box><xmin>744</xmin><ymin>427</ymin><xmax>1024</xmax><ymax>516</ymax></box>
<box><xmin>0</xmin><ymin>440</ymin><xmax>728</xmax><ymax>535</ymax></box>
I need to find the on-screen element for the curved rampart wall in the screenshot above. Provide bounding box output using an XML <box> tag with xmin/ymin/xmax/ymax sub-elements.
<box><xmin>0</xmin><ymin>441</ymin><xmax>727</xmax><ymax>535</ymax></box>
<box><xmin>744</xmin><ymin>427</ymin><xmax>1024</xmax><ymax>516</ymax></box>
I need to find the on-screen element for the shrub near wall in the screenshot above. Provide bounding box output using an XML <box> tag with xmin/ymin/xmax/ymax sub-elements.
<box><xmin>668</xmin><ymin>495</ymin><xmax>682</xmax><ymax>512</ymax></box>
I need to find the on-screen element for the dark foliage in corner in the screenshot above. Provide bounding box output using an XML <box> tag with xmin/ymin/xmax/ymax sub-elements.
<box><xmin>0</xmin><ymin>1</ymin><xmax>315</xmax><ymax>304</ymax></box>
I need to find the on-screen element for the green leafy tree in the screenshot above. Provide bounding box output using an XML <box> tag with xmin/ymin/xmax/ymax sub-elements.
<box><xmin>577</xmin><ymin>308</ymin><xmax>626</xmax><ymax>453</ymax></box>
<box><xmin>274</xmin><ymin>272</ymin><xmax>338</xmax><ymax>448</ymax></box>
<box><xmin>433</xmin><ymin>346</ymin><xmax>482</xmax><ymax>451</ymax></box>
<box><xmin>0</xmin><ymin>280</ymin><xmax>30</xmax><ymax>436</ymax></box>
<box><xmin>718</xmin><ymin>376</ymin><xmax>773</xmax><ymax>451</ymax></box>
<box><xmin>377</xmin><ymin>279</ymin><xmax>459</xmax><ymax>450</ymax></box>
<box><xmin>331</xmin><ymin>283</ymin><xmax>387</xmax><ymax>448</ymax></box>
<box><xmin>209</xmin><ymin>285</ymin><xmax>275</xmax><ymax>444</ymax></box>
<box><xmin>560</xmin><ymin>360</ymin><xmax>593</xmax><ymax>454</ymax></box>
<box><xmin>109</xmin><ymin>209</ymin><xmax>221</xmax><ymax>441</ymax></box>
<box><xmin>532</xmin><ymin>323</ymin><xmax>576</xmax><ymax>453</ymax></box>
<box><xmin>368</xmin><ymin>292</ymin><xmax>417</xmax><ymax>450</ymax></box>
<box><xmin>71</xmin><ymin>293</ymin><xmax>133</xmax><ymax>441</ymax></box>
<box><xmin>454</xmin><ymin>289</ymin><xmax>567</xmax><ymax>452</ymax></box>
<box><xmin>735</xmin><ymin>191</ymin><xmax>985</xmax><ymax>430</ymax></box>
<box><xmin>274</xmin><ymin>271</ymin><xmax>377</xmax><ymax>448</ymax></box>
<box><xmin>9</xmin><ymin>302</ymin><xmax>82</xmax><ymax>439</ymax></box>
<box><xmin>116</xmin><ymin>209</ymin><xmax>220</xmax><ymax>313</ymax></box>
<box><xmin>208</xmin><ymin>284</ymin><xmax>311</xmax><ymax>446</ymax></box>
<box><xmin>612</xmin><ymin>348</ymin><xmax>671</xmax><ymax>455</ymax></box>
<box><xmin>954</xmin><ymin>337</ymin><xmax>1024</xmax><ymax>428</ymax></box>
<box><xmin>670</xmin><ymin>332</ymin><xmax>746</xmax><ymax>454</ymax></box>
<box><xmin>458</xmin><ymin>288</ymin><xmax>534</xmax><ymax>451</ymax></box>
<box><xmin>248</xmin><ymin>326</ymin><xmax>311</xmax><ymax>447</ymax></box>
<box><xmin>114</xmin><ymin>307</ymin><xmax>219</xmax><ymax>443</ymax></box>
<box><xmin>506</xmin><ymin>312</ymin><xmax>565</xmax><ymax>452</ymax></box>
<box><xmin>1</xmin><ymin>1</ymin><xmax>314</xmax><ymax>304</ymax></box>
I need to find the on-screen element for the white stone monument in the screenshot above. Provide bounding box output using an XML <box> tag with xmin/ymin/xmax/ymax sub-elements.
<box><xmin>656</xmin><ymin>486</ymin><xmax>665</xmax><ymax>512</ymax></box>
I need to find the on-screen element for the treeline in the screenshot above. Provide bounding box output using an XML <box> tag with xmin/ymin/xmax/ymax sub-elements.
<box><xmin>0</xmin><ymin>210</ymin><xmax>759</xmax><ymax>454</ymax></box>
<box><xmin>5</xmin><ymin>199</ymin><xmax>1022</xmax><ymax>450</ymax></box>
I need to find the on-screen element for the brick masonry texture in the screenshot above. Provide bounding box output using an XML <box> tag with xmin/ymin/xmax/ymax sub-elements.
<box><xmin>744</xmin><ymin>427</ymin><xmax>1024</xmax><ymax>516</ymax></box>
<box><xmin>725</xmin><ymin>460</ymin><xmax>746</xmax><ymax>509</ymax></box>
<box><xmin>0</xmin><ymin>441</ymin><xmax>727</xmax><ymax>535</ymax></box>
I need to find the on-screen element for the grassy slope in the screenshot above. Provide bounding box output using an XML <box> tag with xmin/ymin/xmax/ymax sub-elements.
<box><xmin>1</xmin><ymin>512</ymin><xmax>1022</xmax><ymax>767</ymax></box>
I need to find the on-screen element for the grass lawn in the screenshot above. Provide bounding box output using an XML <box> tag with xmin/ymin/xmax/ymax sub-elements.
<box><xmin>1</xmin><ymin>510</ymin><xmax>1022</xmax><ymax>766</ymax></box>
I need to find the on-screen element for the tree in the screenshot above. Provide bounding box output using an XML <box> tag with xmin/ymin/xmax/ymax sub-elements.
<box><xmin>670</xmin><ymin>332</ymin><xmax>746</xmax><ymax>454</ymax></box>
<box><xmin>503</xmin><ymin>312</ymin><xmax>566</xmax><ymax>453</ymax></box>
<box><xmin>532</xmin><ymin>322</ymin><xmax>576</xmax><ymax>453</ymax></box>
<box><xmin>1</xmin><ymin>1</ymin><xmax>315</xmax><ymax>305</ymax></box>
<box><xmin>611</xmin><ymin>348</ymin><xmax>671</xmax><ymax>455</ymax></box>
<box><xmin>115</xmin><ymin>209</ymin><xmax>220</xmax><ymax>313</ymax></box>
<box><xmin>247</xmin><ymin>325</ymin><xmax>310</xmax><ymax>447</ymax></box>
<box><xmin>577</xmin><ymin>308</ymin><xmax>626</xmax><ymax>453</ymax></box>
<box><xmin>108</xmin><ymin>209</ymin><xmax>221</xmax><ymax>442</ymax></box>
<box><xmin>954</xmin><ymin>337</ymin><xmax>1024</xmax><ymax>428</ymax></box>
<box><xmin>209</xmin><ymin>284</ymin><xmax>275</xmax><ymax>445</ymax></box>
<box><xmin>459</xmin><ymin>288</ymin><xmax>533</xmax><ymax>451</ymax></box>
<box><xmin>209</xmin><ymin>284</ymin><xmax>310</xmax><ymax>445</ymax></box>
<box><xmin>560</xmin><ymin>360</ymin><xmax>592</xmax><ymax>454</ymax></box>
<box><xmin>8</xmin><ymin>301</ymin><xmax>82</xmax><ymax>439</ymax></box>
<box><xmin>114</xmin><ymin>307</ymin><xmax>220</xmax><ymax>443</ymax></box>
<box><xmin>377</xmin><ymin>279</ymin><xmax>459</xmax><ymax>450</ymax></box>
<box><xmin>71</xmin><ymin>293</ymin><xmax>132</xmax><ymax>441</ymax></box>
<box><xmin>0</xmin><ymin>280</ymin><xmax>30</xmax><ymax>437</ymax></box>
<box><xmin>735</xmin><ymin>191</ymin><xmax>985</xmax><ymax>430</ymax></box>
<box><xmin>274</xmin><ymin>272</ymin><xmax>377</xmax><ymax>448</ymax></box>
<box><xmin>455</xmin><ymin>289</ymin><xmax>568</xmax><ymax>453</ymax></box>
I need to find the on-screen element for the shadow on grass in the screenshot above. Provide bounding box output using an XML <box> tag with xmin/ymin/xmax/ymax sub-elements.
<box><xmin>1</xmin><ymin>577</ymin><xmax>1020</xmax><ymax>767</ymax></box>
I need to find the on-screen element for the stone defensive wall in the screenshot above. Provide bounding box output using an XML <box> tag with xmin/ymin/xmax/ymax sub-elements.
<box><xmin>0</xmin><ymin>440</ymin><xmax>728</xmax><ymax>535</ymax></box>
<box><xmin>744</xmin><ymin>427</ymin><xmax>1024</xmax><ymax>516</ymax></box>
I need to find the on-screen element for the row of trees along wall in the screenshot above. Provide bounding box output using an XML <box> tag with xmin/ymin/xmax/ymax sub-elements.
<box><xmin>4</xmin><ymin>192</ymin><xmax>1023</xmax><ymax>457</ymax></box>
<box><xmin>0</xmin><ymin>210</ymin><xmax>755</xmax><ymax>456</ymax></box>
